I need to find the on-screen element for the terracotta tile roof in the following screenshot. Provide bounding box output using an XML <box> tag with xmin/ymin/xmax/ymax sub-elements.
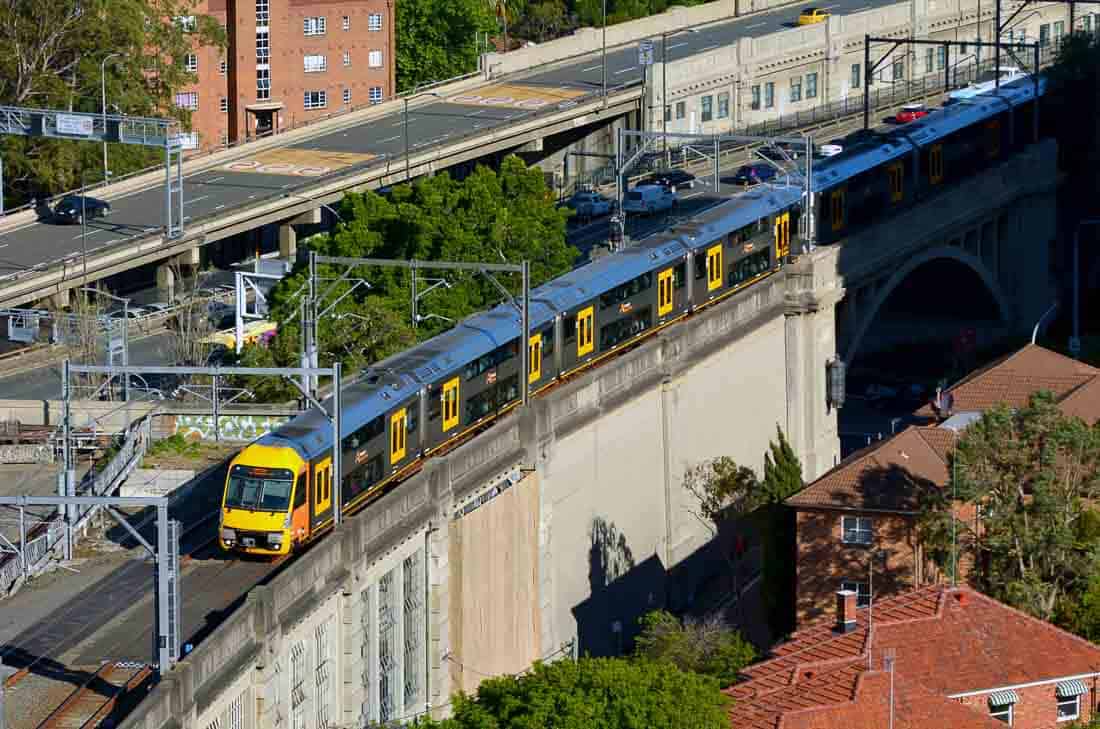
<box><xmin>915</xmin><ymin>344</ymin><xmax>1099</xmax><ymax>418</ymax></box>
<box><xmin>726</xmin><ymin>585</ymin><xmax>1100</xmax><ymax>729</ymax></box>
<box><xmin>786</xmin><ymin>426</ymin><xmax>953</xmax><ymax>511</ymax></box>
<box><xmin>1058</xmin><ymin>376</ymin><xmax>1100</xmax><ymax>425</ymax></box>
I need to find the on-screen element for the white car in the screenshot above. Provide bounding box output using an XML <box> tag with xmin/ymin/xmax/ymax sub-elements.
<box><xmin>623</xmin><ymin>185</ymin><xmax>677</xmax><ymax>215</ymax></box>
<box><xmin>818</xmin><ymin>144</ymin><xmax>843</xmax><ymax>157</ymax></box>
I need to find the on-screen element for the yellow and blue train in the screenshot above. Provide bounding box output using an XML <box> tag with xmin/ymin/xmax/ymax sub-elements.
<box><xmin>220</xmin><ymin>75</ymin><xmax>1044</xmax><ymax>556</ymax></box>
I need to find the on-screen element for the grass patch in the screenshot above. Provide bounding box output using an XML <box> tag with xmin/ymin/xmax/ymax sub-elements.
<box><xmin>147</xmin><ymin>433</ymin><xmax>204</xmax><ymax>459</ymax></box>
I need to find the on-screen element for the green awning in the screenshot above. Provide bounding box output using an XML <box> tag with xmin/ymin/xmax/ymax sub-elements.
<box><xmin>1057</xmin><ymin>680</ymin><xmax>1089</xmax><ymax>698</ymax></box>
<box><xmin>988</xmin><ymin>690</ymin><xmax>1019</xmax><ymax>706</ymax></box>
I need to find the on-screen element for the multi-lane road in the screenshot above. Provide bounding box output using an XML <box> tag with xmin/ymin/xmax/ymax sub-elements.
<box><xmin>0</xmin><ymin>0</ymin><xmax>903</xmax><ymax>287</ymax></box>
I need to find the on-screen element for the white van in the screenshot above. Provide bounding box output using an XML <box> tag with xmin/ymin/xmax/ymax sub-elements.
<box><xmin>623</xmin><ymin>184</ymin><xmax>677</xmax><ymax>215</ymax></box>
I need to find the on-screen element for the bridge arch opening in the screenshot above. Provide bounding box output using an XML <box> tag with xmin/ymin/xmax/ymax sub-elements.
<box><xmin>842</xmin><ymin>248</ymin><xmax>1010</xmax><ymax>368</ymax></box>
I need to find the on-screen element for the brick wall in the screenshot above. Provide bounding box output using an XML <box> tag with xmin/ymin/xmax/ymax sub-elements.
<box><xmin>956</xmin><ymin>682</ymin><xmax>1097</xmax><ymax>729</ymax></box>
<box><xmin>794</xmin><ymin>509</ymin><xmax>920</xmax><ymax>625</ymax></box>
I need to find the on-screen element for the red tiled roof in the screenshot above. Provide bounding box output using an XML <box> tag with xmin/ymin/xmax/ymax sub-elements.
<box><xmin>726</xmin><ymin>585</ymin><xmax>1100</xmax><ymax>729</ymax></box>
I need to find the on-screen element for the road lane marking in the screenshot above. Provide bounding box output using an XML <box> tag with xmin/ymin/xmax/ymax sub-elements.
<box><xmin>700</xmin><ymin>44</ymin><xmax>720</xmax><ymax>51</ymax></box>
<box><xmin>582</xmin><ymin>65</ymin><xmax>602</xmax><ymax>72</ymax></box>
<box><xmin>747</xmin><ymin>21</ymin><xmax>766</xmax><ymax>28</ymax></box>
<box><xmin>71</xmin><ymin>229</ymin><xmax>105</xmax><ymax>240</ymax></box>
<box><xmin>184</xmin><ymin>195</ymin><xmax>209</xmax><ymax>206</ymax></box>
<box><xmin>0</xmin><ymin>244</ymin><xmax>9</xmax><ymax>250</ymax></box>
<box><xmin>667</xmin><ymin>42</ymin><xmax>689</xmax><ymax>49</ymax></box>
<box><xmin>377</xmin><ymin>135</ymin><xmax>401</xmax><ymax>143</ymax></box>
<box><xmin>447</xmin><ymin>83</ymin><xmax>587</xmax><ymax>110</ymax></box>
<box><xmin>215</xmin><ymin>204</ymin><xmax>226</xmax><ymax>210</ymax></box>
<box><xmin>614</xmin><ymin>66</ymin><xmax>637</xmax><ymax>75</ymax></box>
<box><xmin>205</xmin><ymin>177</ymin><xmax>225</xmax><ymax>183</ymax></box>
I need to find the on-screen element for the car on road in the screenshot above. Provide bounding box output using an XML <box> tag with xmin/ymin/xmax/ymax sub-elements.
<box><xmin>562</xmin><ymin>190</ymin><xmax>614</xmax><ymax>220</ymax></box>
<box><xmin>109</xmin><ymin>307</ymin><xmax>149</xmax><ymax>320</ymax></box>
<box><xmin>731</xmin><ymin>163</ymin><xmax>778</xmax><ymax>186</ymax></box>
<box><xmin>818</xmin><ymin>144</ymin><xmax>843</xmax><ymax>157</ymax></box>
<box><xmin>640</xmin><ymin>169</ymin><xmax>696</xmax><ymax>191</ymax></box>
<box><xmin>53</xmin><ymin>195</ymin><xmax>111</xmax><ymax>225</ymax></box>
<box><xmin>143</xmin><ymin>302</ymin><xmax>173</xmax><ymax>315</ymax></box>
<box><xmin>797</xmin><ymin>6</ymin><xmax>829</xmax><ymax>24</ymax></box>
<box><xmin>623</xmin><ymin>185</ymin><xmax>677</xmax><ymax>215</ymax></box>
<box><xmin>759</xmin><ymin>143</ymin><xmax>803</xmax><ymax>162</ymax></box>
<box><xmin>895</xmin><ymin>103</ymin><xmax>930</xmax><ymax>123</ymax></box>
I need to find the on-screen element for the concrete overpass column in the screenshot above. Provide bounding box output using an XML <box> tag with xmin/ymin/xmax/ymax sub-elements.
<box><xmin>279</xmin><ymin>222</ymin><xmax>297</xmax><ymax>261</ymax></box>
<box><xmin>47</xmin><ymin>288</ymin><xmax>70</xmax><ymax>311</ymax></box>
<box><xmin>156</xmin><ymin>262</ymin><xmax>176</xmax><ymax>303</ymax></box>
<box><xmin>783</xmin><ymin>251</ymin><xmax>843</xmax><ymax>481</ymax></box>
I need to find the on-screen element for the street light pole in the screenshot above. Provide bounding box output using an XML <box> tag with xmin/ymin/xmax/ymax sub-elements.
<box><xmin>80</xmin><ymin>173</ymin><xmax>88</xmax><ymax>285</ymax></box>
<box><xmin>100</xmin><ymin>53</ymin><xmax>121</xmax><ymax>180</ymax></box>
<box><xmin>602</xmin><ymin>0</ymin><xmax>608</xmax><ymax>103</ymax></box>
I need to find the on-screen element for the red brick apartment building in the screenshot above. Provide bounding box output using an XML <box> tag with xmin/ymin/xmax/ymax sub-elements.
<box><xmin>788</xmin><ymin>345</ymin><xmax>1100</xmax><ymax>625</ymax></box>
<box><xmin>727</xmin><ymin>585</ymin><xmax>1100</xmax><ymax>729</ymax></box>
<box><xmin>173</xmin><ymin>0</ymin><xmax>396</xmax><ymax>150</ymax></box>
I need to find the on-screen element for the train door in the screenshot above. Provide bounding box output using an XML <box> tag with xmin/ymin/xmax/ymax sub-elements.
<box><xmin>389</xmin><ymin>407</ymin><xmax>408</xmax><ymax>468</ymax></box>
<box><xmin>706</xmin><ymin>244</ymin><xmax>723</xmax><ymax>296</ymax></box>
<box><xmin>928</xmin><ymin>144</ymin><xmax>944</xmax><ymax>185</ymax></box>
<box><xmin>291</xmin><ymin>469</ymin><xmax>309</xmax><ymax>543</ymax></box>
<box><xmin>528</xmin><ymin>333</ymin><xmax>542</xmax><ymax>385</ymax></box>
<box><xmin>311</xmin><ymin>456</ymin><xmax>332</xmax><ymax>528</ymax></box>
<box><xmin>773</xmin><ymin>212</ymin><xmax>791</xmax><ymax>261</ymax></box>
<box><xmin>887</xmin><ymin>163</ymin><xmax>904</xmax><ymax>204</ymax></box>
<box><xmin>657</xmin><ymin>268</ymin><xmax>674</xmax><ymax>318</ymax></box>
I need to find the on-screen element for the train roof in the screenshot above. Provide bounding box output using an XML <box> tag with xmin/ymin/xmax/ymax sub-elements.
<box><xmin>810</xmin><ymin>75</ymin><xmax>1045</xmax><ymax>193</ymax></box>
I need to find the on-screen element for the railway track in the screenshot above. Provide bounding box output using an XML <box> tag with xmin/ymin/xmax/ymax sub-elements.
<box><xmin>36</xmin><ymin>662</ymin><xmax>151</xmax><ymax>729</ymax></box>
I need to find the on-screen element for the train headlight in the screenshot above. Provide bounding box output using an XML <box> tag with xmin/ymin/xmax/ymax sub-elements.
<box><xmin>220</xmin><ymin>528</ymin><xmax>236</xmax><ymax>542</ymax></box>
<box><xmin>268</xmin><ymin>532</ymin><xmax>283</xmax><ymax>546</ymax></box>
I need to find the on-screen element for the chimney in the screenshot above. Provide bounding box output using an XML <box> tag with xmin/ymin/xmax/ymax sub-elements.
<box><xmin>836</xmin><ymin>590</ymin><xmax>858</xmax><ymax>633</ymax></box>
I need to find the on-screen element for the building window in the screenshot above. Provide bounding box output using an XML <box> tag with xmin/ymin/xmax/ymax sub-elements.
<box><xmin>342</xmin><ymin>15</ymin><xmax>350</xmax><ymax>30</ymax></box>
<box><xmin>368</xmin><ymin>50</ymin><xmax>384</xmax><ymax>68</ymax></box>
<box><xmin>717</xmin><ymin>92</ymin><xmax>729</xmax><ymax>118</ymax></box>
<box><xmin>701</xmin><ymin>95</ymin><xmax>713</xmax><ymax>122</ymax></box>
<box><xmin>304</xmin><ymin>90</ymin><xmax>327</xmax><ymax>110</ymax></box>
<box><xmin>1057</xmin><ymin>693</ymin><xmax>1080</xmax><ymax>721</ymax></box>
<box><xmin>174</xmin><ymin>92</ymin><xmax>198</xmax><ymax>110</ymax></box>
<box><xmin>1054</xmin><ymin>20</ymin><xmax>1065</xmax><ymax>44</ymax></box>
<box><xmin>806</xmin><ymin>72</ymin><xmax>818</xmax><ymax>98</ymax></box>
<box><xmin>175</xmin><ymin>15</ymin><xmax>196</xmax><ymax>32</ymax></box>
<box><xmin>960</xmin><ymin>42</ymin><xmax>968</xmax><ymax>55</ymax></box>
<box><xmin>851</xmin><ymin>63</ymin><xmax>861</xmax><ymax>90</ymax></box>
<box><xmin>256</xmin><ymin>31</ymin><xmax>269</xmax><ymax>65</ymax></box>
<box><xmin>220</xmin><ymin>97</ymin><xmax>228</xmax><ymax>113</ymax></box>
<box><xmin>989</xmin><ymin>702</ymin><xmax>1013</xmax><ymax>724</ymax></box>
<box><xmin>764</xmin><ymin>82</ymin><xmax>774</xmax><ymax>109</ymax></box>
<box><xmin>841</xmin><ymin>516</ymin><xmax>873</xmax><ymax>545</ymax></box>
<box><xmin>343</xmin><ymin>88</ymin><xmax>351</xmax><ymax>104</ymax></box>
<box><xmin>343</xmin><ymin>50</ymin><xmax>351</xmax><ymax>67</ymax></box>
<box><xmin>751</xmin><ymin>85</ymin><xmax>761</xmax><ymax>110</ymax></box>
<box><xmin>840</xmin><ymin>581</ymin><xmax>871</xmax><ymax>608</ymax></box>
<box><xmin>369</xmin><ymin>12</ymin><xmax>383</xmax><ymax>31</ymax></box>
<box><xmin>219</xmin><ymin>58</ymin><xmax>227</xmax><ymax>75</ymax></box>
<box><xmin>184</xmin><ymin>53</ymin><xmax>197</xmax><ymax>72</ymax></box>
<box><xmin>676</xmin><ymin>101</ymin><xmax>686</xmax><ymax>119</ymax></box>
<box><xmin>219</xmin><ymin>132</ymin><xmax>229</xmax><ymax>146</ymax></box>
<box><xmin>257</xmin><ymin>68</ymin><xmax>270</xmax><ymax>100</ymax></box>
<box><xmin>255</xmin><ymin>0</ymin><xmax>268</xmax><ymax>25</ymax></box>
<box><xmin>925</xmin><ymin>47</ymin><xmax>934</xmax><ymax>73</ymax></box>
<box><xmin>304</xmin><ymin>54</ymin><xmax>327</xmax><ymax>73</ymax></box>
<box><xmin>789</xmin><ymin>76</ymin><xmax>802</xmax><ymax>102</ymax></box>
<box><xmin>1040</xmin><ymin>23</ymin><xmax>1050</xmax><ymax>46</ymax></box>
<box><xmin>937</xmin><ymin>46</ymin><xmax>947</xmax><ymax>70</ymax></box>
<box><xmin>304</xmin><ymin>16</ymin><xmax>326</xmax><ymax>36</ymax></box>
<box><xmin>664</xmin><ymin>105</ymin><xmax>672</xmax><ymax>122</ymax></box>
<box><xmin>892</xmin><ymin>58</ymin><xmax>904</xmax><ymax>81</ymax></box>
<box><xmin>369</xmin><ymin>86</ymin><xmax>383</xmax><ymax>104</ymax></box>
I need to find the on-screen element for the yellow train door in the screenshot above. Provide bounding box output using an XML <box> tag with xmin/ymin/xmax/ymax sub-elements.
<box><xmin>773</xmin><ymin>212</ymin><xmax>791</xmax><ymax>259</ymax></box>
<box><xmin>312</xmin><ymin>456</ymin><xmax>332</xmax><ymax>525</ymax></box>
<box><xmin>657</xmin><ymin>268</ymin><xmax>674</xmax><ymax>317</ymax></box>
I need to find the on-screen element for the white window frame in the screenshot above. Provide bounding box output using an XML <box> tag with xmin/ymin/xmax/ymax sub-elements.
<box><xmin>219</xmin><ymin>58</ymin><xmax>227</xmax><ymax>75</ymax></box>
<box><xmin>175</xmin><ymin>15</ymin><xmax>196</xmax><ymax>32</ymax></box>
<box><xmin>257</xmin><ymin>68</ymin><xmax>271</xmax><ymax>101</ymax></box>
<box><xmin>255</xmin><ymin>0</ymin><xmax>269</xmax><ymax>26</ymax></box>
<box><xmin>368</xmin><ymin>13</ymin><xmax>383</xmax><ymax>31</ymax></box>
<box><xmin>304</xmin><ymin>90</ymin><xmax>327</xmax><ymax>110</ymax></box>
<box><xmin>1056</xmin><ymin>693</ymin><xmax>1080</xmax><ymax>722</ymax></box>
<box><xmin>368</xmin><ymin>86</ymin><xmax>383</xmax><ymax>104</ymax></box>
<box><xmin>342</xmin><ymin>15</ymin><xmax>350</xmax><ymax>30</ymax></box>
<box><xmin>220</xmin><ymin>97</ymin><xmax>228</xmax><ymax>113</ymax></box>
<box><xmin>368</xmin><ymin>50</ymin><xmax>384</xmax><ymax>68</ymax></box>
<box><xmin>304</xmin><ymin>16</ymin><xmax>326</xmax><ymax>36</ymax></box>
<box><xmin>343</xmin><ymin>50</ymin><xmax>351</xmax><ymax>67</ymax></box>
<box><xmin>304</xmin><ymin>54</ymin><xmax>327</xmax><ymax>73</ymax></box>
<box><xmin>842</xmin><ymin>516</ymin><xmax>873</xmax><ymax>545</ymax></box>
<box><xmin>184</xmin><ymin>53</ymin><xmax>198</xmax><ymax>73</ymax></box>
<box><xmin>174</xmin><ymin>92</ymin><xmax>198</xmax><ymax>111</ymax></box>
<box><xmin>342</xmin><ymin>88</ymin><xmax>351</xmax><ymax>104</ymax></box>
<box><xmin>256</xmin><ymin>31</ymin><xmax>269</xmax><ymax>65</ymax></box>
<box><xmin>840</xmin><ymin>580</ymin><xmax>871</xmax><ymax>608</ymax></box>
<box><xmin>990</xmin><ymin>702</ymin><xmax>1013</xmax><ymax>724</ymax></box>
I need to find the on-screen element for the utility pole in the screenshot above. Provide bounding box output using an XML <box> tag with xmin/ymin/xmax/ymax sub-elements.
<box><xmin>602</xmin><ymin>0</ymin><xmax>608</xmax><ymax>104</ymax></box>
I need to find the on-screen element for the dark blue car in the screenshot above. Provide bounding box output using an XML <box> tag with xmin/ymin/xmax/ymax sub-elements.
<box><xmin>731</xmin><ymin>163</ymin><xmax>778</xmax><ymax>186</ymax></box>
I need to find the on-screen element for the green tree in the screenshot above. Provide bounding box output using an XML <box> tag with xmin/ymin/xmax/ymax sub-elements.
<box><xmin>683</xmin><ymin>456</ymin><xmax>761</xmax><ymax>531</ymax></box>
<box><xmin>397</xmin><ymin>0</ymin><xmax>495</xmax><ymax>92</ymax></box>
<box><xmin>634</xmin><ymin>610</ymin><xmax>755</xmax><ymax>687</ymax></box>
<box><xmin>761</xmin><ymin>425</ymin><xmax>804</xmax><ymax>502</ymax></box>
<box><xmin>0</xmin><ymin>0</ymin><xmax>225</xmax><ymax>205</ymax></box>
<box><xmin>420</xmin><ymin>657</ymin><xmax>729</xmax><ymax>729</ymax></box>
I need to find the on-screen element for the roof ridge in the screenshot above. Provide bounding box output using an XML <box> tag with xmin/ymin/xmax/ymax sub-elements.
<box><xmin>954</xmin><ymin>586</ymin><xmax>1100</xmax><ymax>660</ymax></box>
<box><xmin>785</xmin><ymin>431</ymin><xmax>907</xmax><ymax>505</ymax></box>
<box><xmin>910</xmin><ymin>427</ymin><xmax>955</xmax><ymax>463</ymax></box>
<box><xmin>1058</xmin><ymin>372</ymin><xmax>1100</xmax><ymax>403</ymax></box>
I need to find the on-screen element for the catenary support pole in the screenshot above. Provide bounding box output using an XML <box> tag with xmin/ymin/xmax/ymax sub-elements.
<box><xmin>863</xmin><ymin>36</ymin><xmax>871</xmax><ymax>130</ymax></box>
<box><xmin>520</xmin><ymin>260</ymin><xmax>530</xmax><ymax>406</ymax></box>
<box><xmin>332</xmin><ymin>361</ymin><xmax>342</xmax><ymax>526</ymax></box>
<box><xmin>155</xmin><ymin>502</ymin><xmax>171</xmax><ymax>670</ymax></box>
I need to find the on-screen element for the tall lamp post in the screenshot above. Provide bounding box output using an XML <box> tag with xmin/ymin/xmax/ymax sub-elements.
<box><xmin>602</xmin><ymin>0</ymin><xmax>608</xmax><ymax>103</ymax></box>
<box><xmin>100</xmin><ymin>52</ymin><xmax>122</xmax><ymax>180</ymax></box>
<box><xmin>1071</xmin><ymin>219</ymin><xmax>1100</xmax><ymax>358</ymax></box>
<box><xmin>403</xmin><ymin>92</ymin><xmax>442</xmax><ymax>184</ymax></box>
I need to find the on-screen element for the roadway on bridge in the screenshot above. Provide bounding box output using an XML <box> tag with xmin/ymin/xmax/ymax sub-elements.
<box><xmin>0</xmin><ymin>0</ymin><xmax>892</xmax><ymax>285</ymax></box>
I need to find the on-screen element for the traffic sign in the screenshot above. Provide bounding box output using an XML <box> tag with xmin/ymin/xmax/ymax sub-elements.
<box><xmin>638</xmin><ymin>41</ymin><xmax>655</xmax><ymax>66</ymax></box>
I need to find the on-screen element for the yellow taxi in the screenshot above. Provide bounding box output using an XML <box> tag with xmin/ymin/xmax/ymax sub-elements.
<box><xmin>797</xmin><ymin>7</ymin><xmax>830</xmax><ymax>24</ymax></box>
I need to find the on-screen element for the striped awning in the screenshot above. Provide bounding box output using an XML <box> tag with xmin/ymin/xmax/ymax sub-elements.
<box><xmin>1058</xmin><ymin>680</ymin><xmax>1089</xmax><ymax>698</ymax></box>
<box><xmin>988</xmin><ymin>690</ymin><xmax>1020</xmax><ymax>706</ymax></box>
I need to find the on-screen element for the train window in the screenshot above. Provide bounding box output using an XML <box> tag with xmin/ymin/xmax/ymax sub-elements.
<box><xmin>390</xmin><ymin>408</ymin><xmax>406</xmax><ymax>462</ymax></box>
<box><xmin>464</xmin><ymin>342</ymin><xmax>518</xmax><ymax>381</ymax></box>
<box><xmin>465</xmin><ymin>375</ymin><xmax>520</xmax><ymax>422</ymax></box>
<box><xmin>830</xmin><ymin>188</ymin><xmax>846</xmax><ymax>231</ymax></box>
<box><xmin>564</xmin><ymin>315</ymin><xmax>576</xmax><ymax>343</ymax></box>
<box><xmin>729</xmin><ymin>250</ymin><xmax>772</xmax><ymax>288</ymax></box>
<box><xmin>601</xmin><ymin>307</ymin><xmax>652</xmax><ymax>350</ymax></box>
<box><xmin>541</xmin><ymin>326</ymin><xmax>554</xmax><ymax>357</ymax></box>
<box><xmin>577</xmin><ymin>306</ymin><xmax>594</xmax><ymax>357</ymax></box>
<box><xmin>773</xmin><ymin>212</ymin><xmax>791</xmax><ymax>259</ymax></box>
<box><xmin>529</xmin><ymin>333</ymin><xmax>542</xmax><ymax>384</ymax></box>
<box><xmin>706</xmin><ymin>244</ymin><xmax>723</xmax><ymax>292</ymax></box>
<box><xmin>442</xmin><ymin>377</ymin><xmax>460</xmax><ymax>432</ymax></box>
<box><xmin>888</xmin><ymin>163</ymin><xmax>903</xmax><ymax>203</ymax></box>
<box><xmin>428</xmin><ymin>385</ymin><xmax>442</xmax><ymax>420</ymax></box>
<box><xmin>985</xmin><ymin>120</ymin><xmax>1001</xmax><ymax>159</ymax></box>
<box><xmin>694</xmin><ymin>252</ymin><xmax>706</xmax><ymax>280</ymax></box>
<box><xmin>600</xmin><ymin>272</ymin><xmax>653</xmax><ymax>310</ymax></box>
<box><xmin>674</xmin><ymin>262</ymin><xmax>686</xmax><ymax>289</ymax></box>
<box><xmin>657</xmin><ymin>268</ymin><xmax>674</xmax><ymax>317</ymax></box>
<box><xmin>348</xmin><ymin>416</ymin><xmax>384</xmax><ymax>449</ymax></box>
<box><xmin>929</xmin><ymin>144</ymin><xmax>943</xmax><ymax>184</ymax></box>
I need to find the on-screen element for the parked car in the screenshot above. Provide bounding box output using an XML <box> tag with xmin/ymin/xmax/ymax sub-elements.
<box><xmin>759</xmin><ymin>142</ymin><xmax>803</xmax><ymax>161</ymax></box>
<box><xmin>53</xmin><ymin>195</ymin><xmax>111</xmax><ymax>225</ymax></box>
<box><xmin>797</xmin><ymin>6</ymin><xmax>829</xmax><ymax>24</ymax></box>
<box><xmin>109</xmin><ymin>307</ymin><xmax>149</xmax><ymax>320</ymax></box>
<box><xmin>818</xmin><ymin>144</ymin><xmax>844</xmax><ymax>157</ymax></box>
<box><xmin>845</xmin><ymin>129</ymin><xmax>881</xmax><ymax>146</ymax></box>
<box><xmin>641</xmin><ymin>169</ymin><xmax>696</xmax><ymax>191</ymax></box>
<box><xmin>895</xmin><ymin>103</ymin><xmax>930</xmax><ymax>123</ymax></box>
<box><xmin>623</xmin><ymin>185</ymin><xmax>677</xmax><ymax>215</ymax></box>
<box><xmin>731</xmin><ymin>163</ymin><xmax>779</xmax><ymax>186</ymax></box>
<box><xmin>143</xmin><ymin>302</ymin><xmax>173</xmax><ymax>315</ymax></box>
<box><xmin>562</xmin><ymin>190</ymin><xmax>614</xmax><ymax>220</ymax></box>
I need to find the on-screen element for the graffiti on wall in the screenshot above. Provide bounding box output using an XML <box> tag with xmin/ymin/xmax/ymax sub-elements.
<box><xmin>173</xmin><ymin>414</ymin><xmax>292</xmax><ymax>442</ymax></box>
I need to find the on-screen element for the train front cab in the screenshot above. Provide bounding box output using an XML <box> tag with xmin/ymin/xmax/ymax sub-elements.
<box><xmin>220</xmin><ymin>443</ymin><xmax>308</xmax><ymax>556</ymax></box>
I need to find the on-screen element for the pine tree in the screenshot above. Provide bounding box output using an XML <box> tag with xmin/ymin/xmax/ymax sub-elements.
<box><xmin>761</xmin><ymin>425</ymin><xmax>804</xmax><ymax>503</ymax></box>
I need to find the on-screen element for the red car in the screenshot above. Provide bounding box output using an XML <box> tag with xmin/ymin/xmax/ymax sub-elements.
<box><xmin>895</xmin><ymin>103</ymin><xmax>930</xmax><ymax>123</ymax></box>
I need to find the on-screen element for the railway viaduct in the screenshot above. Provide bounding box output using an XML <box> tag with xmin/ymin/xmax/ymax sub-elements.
<box><xmin>118</xmin><ymin>138</ymin><xmax>1057</xmax><ymax>729</ymax></box>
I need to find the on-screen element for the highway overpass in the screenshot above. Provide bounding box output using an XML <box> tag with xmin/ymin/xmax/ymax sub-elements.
<box><xmin>0</xmin><ymin>0</ymin><xmax>1066</xmax><ymax>309</ymax></box>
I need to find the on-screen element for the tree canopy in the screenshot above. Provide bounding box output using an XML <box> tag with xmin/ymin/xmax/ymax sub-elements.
<box><xmin>0</xmin><ymin>0</ymin><xmax>225</xmax><ymax>206</ymax></box>
<box><xmin>396</xmin><ymin>0</ymin><xmax>495</xmax><ymax>91</ymax></box>
<box><xmin>634</xmin><ymin>610</ymin><xmax>755</xmax><ymax>687</ymax></box>
<box><xmin>418</xmin><ymin>657</ymin><xmax>730</xmax><ymax>729</ymax></box>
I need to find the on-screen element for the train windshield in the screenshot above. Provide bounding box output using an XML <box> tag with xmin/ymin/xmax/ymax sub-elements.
<box><xmin>226</xmin><ymin>465</ymin><xmax>295</xmax><ymax>512</ymax></box>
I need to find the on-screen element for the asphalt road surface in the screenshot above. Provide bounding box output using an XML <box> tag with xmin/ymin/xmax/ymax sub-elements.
<box><xmin>0</xmin><ymin>0</ymin><xmax>903</xmax><ymax>284</ymax></box>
